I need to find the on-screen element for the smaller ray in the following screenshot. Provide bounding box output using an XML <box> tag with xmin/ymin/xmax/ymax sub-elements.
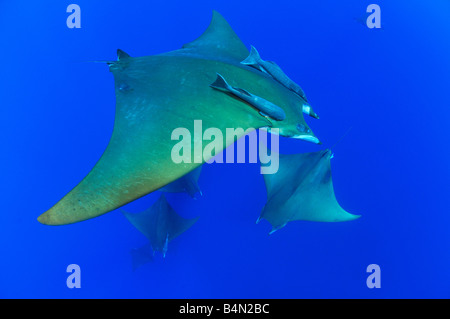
<box><xmin>210</xmin><ymin>73</ymin><xmax>286</xmax><ymax>121</ymax></box>
<box><xmin>130</xmin><ymin>243</ymin><xmax>153</xmax><ymax>271</ymax></box>
<box><xmin>241</xmin><ymin>46</ymin><xmax>320</xmax><ymax>119</ymax></box>
<box><xmin>122</xmin><ymin>195</ymin><xmax>198</xmax><ymax>257</ymax></box>
<box><xmin>258</xmin><ymin>147</ymin><xmax>360</xmax><ymax>234</ymax></box>
<box><xmin>159</xmin><ymin>166</ymin><xmax>202</xmax><ymax>199</ymax></box>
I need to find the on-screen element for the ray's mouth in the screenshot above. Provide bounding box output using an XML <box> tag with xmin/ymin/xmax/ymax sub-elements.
<box><xmin>291</xmin><ymin>123</ymin><xmax>320</xmax><ymax>144</ymax></box>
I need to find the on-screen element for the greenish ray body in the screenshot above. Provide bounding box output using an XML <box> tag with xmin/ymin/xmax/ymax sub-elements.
<box><xmin>38</xmin><ymin>11</ymin><xmax>317</xmax><ymax>225</ymax></box>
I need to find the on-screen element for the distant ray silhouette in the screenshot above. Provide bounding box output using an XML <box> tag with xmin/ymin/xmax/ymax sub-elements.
<box><xmin>130</xmin><ymin>243</ymin><xmax>153</xmax><ymax>271</ymax></box>
<box><xmin>123</xmin><ymin>194</ymin><xmax>198</xmax><ymax>257</ymax></box>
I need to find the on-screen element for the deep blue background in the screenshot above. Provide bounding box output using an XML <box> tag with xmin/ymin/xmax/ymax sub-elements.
<box><xmin>1</xmin><ymin>0</ymin><xmax>449</xmax><ymax>298</ymax></box>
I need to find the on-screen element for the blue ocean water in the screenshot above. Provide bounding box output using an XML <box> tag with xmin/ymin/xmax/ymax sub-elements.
<box><xmin>1</xmin><ymin>0</ymin><xmax>449</xmax><ymax>298</ymax></box>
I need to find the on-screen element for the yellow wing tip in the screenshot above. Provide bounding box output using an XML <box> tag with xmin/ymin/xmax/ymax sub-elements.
<box><xmin>37</xmin><ymin>212</ymin><xmax>51</xmax><ymax>225</ymax></box>
<box><xmin>37</xmin><ymin>210</ymin><xmax>65</xmax><ymax>226</ymax></box>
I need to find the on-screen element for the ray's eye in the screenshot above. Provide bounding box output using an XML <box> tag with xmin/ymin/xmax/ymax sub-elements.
<box><xmin>119</xmin><ymin>83</ymin><xmax>130</xmax><ymax>91</ymax></box>
<box><xmin>296</xmin><ymin>123</ymin><xmax>306</xmax><ymax>132</ymax></box>
<box><xmin>297</xmin><ymin>123</ymin><xmax>312</xmax><ymax>134</ymax></box>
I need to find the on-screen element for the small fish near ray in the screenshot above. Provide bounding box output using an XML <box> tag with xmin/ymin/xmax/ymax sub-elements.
<box><xmin>38</xmin><ymin>10</ymin><xmax>318</xmax><ymax>225</ymax></box>
<box><xmin>241</xmin><ymin>45</ymin><xmax>320</xmax><ymax>119</ymax></box>
<box><xmin>122</xmin><ymin>194</ymin><xmax>198</xmax><ymax>258</ymax></box>
<box><xmin>258</xmin><ymin>148</ymin><xmax>360</xmax><ymax>234</ymax></box>
<box><xmin>210</xmin><ymin>73</ymin><xmax>286</xmax><ymax>121</ymax></box>
<box><xmin>159</xmin><ymin>165</ymin><xmax>203</xmax><ymax>199</ymax></box>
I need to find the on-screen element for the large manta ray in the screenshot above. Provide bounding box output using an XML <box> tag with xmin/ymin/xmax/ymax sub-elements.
<box><xmin>38</xmin><ymin>11</ymin><xmax>318</xmax><ymax>225</ymax></box>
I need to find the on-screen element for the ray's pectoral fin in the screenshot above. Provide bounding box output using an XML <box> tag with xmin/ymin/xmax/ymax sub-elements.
<box><xmin>259</xmin><ymin>149</ymin><xmax>360</xmax><ymax>234</ymax></box>
<box><xmin>210</xmin><ymin>73</ymin><xmax>286</xmax><ymax>121</ymax></box>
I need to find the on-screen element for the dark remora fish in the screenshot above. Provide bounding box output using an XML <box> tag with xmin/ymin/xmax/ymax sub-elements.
<box><xmin>241</xmin><ymin>46</ymin><xmax>319</xmax><ymax>119</ymax></box>
<box><xmin>210</xmin><ymin>73</ymin><xmax>286</xmax><ymax>121</ymax></box>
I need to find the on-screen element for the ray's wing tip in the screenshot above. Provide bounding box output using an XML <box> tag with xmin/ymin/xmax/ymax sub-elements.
<box><xmin>37</xmin><ymin>213</ymin><xmax>48</xmax><ymax>225</ymax></box>
<box><xmin>339</xmin><ymin>212</ymin><xmax>361</xmax><ymax>222</ymax></box>
<box><xmin>37</xmin><ymin>211</ymin><xmax>63</xmax><ymax>226</ymax></box>
<box><xmin>38</xmin><ymin>207</ymin><xmax>94</xmax><ymax>226</ymax></box>
<box><xmin>211</xmin><ymin>10</ymin><xmax>227</xmax><ymax>22</ymax></box>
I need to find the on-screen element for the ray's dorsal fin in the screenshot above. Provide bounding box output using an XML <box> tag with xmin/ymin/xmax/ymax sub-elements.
<box><xmin>103</xmin><ymin>49</ymin><xmax>131</xmax><ymax>68</ymax></box>
<box><xmin>182</xmin><ymin>10</ymin><xmax>249</xmax><ymax>62</ymax></box>
<box><xmin>117</xmin><ymin>49</ymin><xmax>131</xmax><ymax>60</ymax></box>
